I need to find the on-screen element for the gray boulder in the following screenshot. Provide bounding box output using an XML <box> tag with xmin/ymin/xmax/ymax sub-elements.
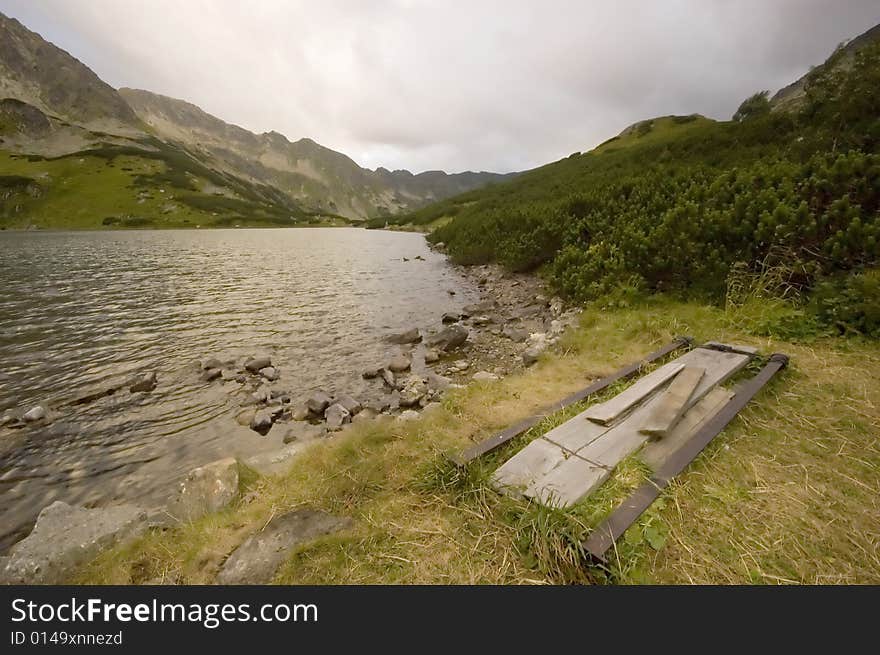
<box><xmin>324</xmin><ymin>403</ymin><xmax>351</xmax><ymax>430</ymax></box>
<box><xmin>424</xmin><ymin>348</ymin><xmax>441</xmax><ymax>364</ymax></box>
<box><xmin>200</xmin><ymin>368</ymin><xmax>221</xmax><ymax>383</ymax></box>
<box><xmin>522</xmin><ymin>344</ymin><xmax>546</xmax><ymax>367</ymax></box>
<box><xmin>397</xmin><ymin>410</ymin><xmax>421</xmax><ymax>422</ymax></box>
<box><xmin>250</xmin><ymin>409</ymin><xmax>275</xmax><ymax>435</ymax></box>
<box><xmin>362</xmin><ymin>367</ymin><xmax>382</xmax><ymax>379</ymax></box>
<box><xmin>398</xmin><ymin>376</ymin><xmax>428</xmax><ymax>408</ymax></box>
<box><xmin>441</xmin><ymin>312</ymin><xmax>461</xmax><ymax>323</ymax></box>
<box><xmin>216</xmin><ymin>509</ymin><xmax>352</xmax><ymax>584</ymax></box>
<box><xmin>426</xmin><ymin>324</ymin><xmax>469</xmax><ymax>351</ymax></box>
<box><xmin>244</xmin><ymin>356</ymin><xmax>272</xmax><ymax>373</ymax></box>
<box><xmin>168</xmin><ymin>458</ymin><xmax>239</xmax><ymax>521</ymax></box>
<box><xmin>259</xmin><ymin>366</ymin><xmax>279</xmax><ymax>381</ymax></box>
<box><xmin>502</xmin><ymin>325</ymin><xmax>529</xmax><ymax>343</ymax></box>
<box><xmin>291</xmin><ymin>402</ymin><xmax>311</xmax><ymax>421</ymax></box>
<box><xmin>386</xmin><ymin>328</ymin><xmax>422</xmax><ymax>344</ymax></box>
<box><xmin>0</xmin><ymin>501</ymin><xmax>147</xmax><ymax>584</ymax></box>
<box><xmin>242</xmin><ymin>443</ymin><xmax>313</xmax><ymax>476</ymax></box>
<box><xmin>388</xmin><ymin>353</ymin><xmax>412</xmax><ymax>373</ymax></box>
<box><xmin>333</xmin><ymin>394</ymin><xmax>362</xmax><ymax>415</ymax></box>
<box><xmin>282</xmin><ymin>423</ymin><xmax>326</xmax><ymax>444</ymax></box>
<box><xmin>472</xmin><ymin>371</ymin><xmax>500</xmax><ymax>382</ymax></box>
<box><xmin>305</xmin><ymin>391</ymin><xmax>332</xmax><ymax>415</ymax></box>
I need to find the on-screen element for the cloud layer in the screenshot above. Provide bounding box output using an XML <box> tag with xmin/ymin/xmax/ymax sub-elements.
<box><xmin>2</xmin><ymin>0</ymin><xmax>878</xmax><ymax>172</ymax></box>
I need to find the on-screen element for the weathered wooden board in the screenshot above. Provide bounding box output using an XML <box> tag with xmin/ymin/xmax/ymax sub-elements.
<box><xmin>524</xmin><ymin>453</ymin><xmax>610</xmax><ymax>508</ymax></box>
<box><xmin>584</xmin><ymin>362</ymin><xmax>685</xmax><ymax>425</ymax></box>
<box><xmin>638</xmin><ymin>366</ymin><xmax>705</xmax><ymax>438</ymax></box>
<box><xmin>493</xmin><ymin>344</ymin><xmax>751</xmax><ymax>509</ymax></box>
<box><xmin>542</xmin><ymin>411</ymin><xmax>611</xmax><ymax>453</ymax></box>
<box><xmin>492</xmin><ymin>438</ymin><xmax>569</xmax><ymax>496</ymax></box>
<box><xmin>638</xmin><ymin>387</ymin><xmax>734</xmax><ymax>471</ymax></box>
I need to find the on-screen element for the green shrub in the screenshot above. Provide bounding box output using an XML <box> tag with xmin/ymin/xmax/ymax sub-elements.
<box><xmin>810</xmin><ymin>269</ymin><xmax>880</xmax><ymax>336</ymax></box>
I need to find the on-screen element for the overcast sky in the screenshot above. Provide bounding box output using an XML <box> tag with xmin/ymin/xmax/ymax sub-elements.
<box><xmin>2</xmin><ymin>1</ymin><xmax>878</xmax><ymax>173</ymax></box>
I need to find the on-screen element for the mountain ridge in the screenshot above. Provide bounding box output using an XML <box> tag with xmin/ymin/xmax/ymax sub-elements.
<box><xmin>0</xmin><ymin>10</ymin><xmax>514</xmax><ymax>227</ymax></box>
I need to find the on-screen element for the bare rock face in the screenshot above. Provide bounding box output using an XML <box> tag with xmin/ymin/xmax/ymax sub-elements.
<box><xmin>0</xmin><ymin>501</ymin><xmax>147</xmax><ymax>584</ymax></box>
<box><xmin>217</xmin><ymin>509</ymin><xmax>352</xmax><ymax>584</ymax></box>
<box><xmin>168</xmin><ymin>458</ymin><xmax>239</xmax><ymax>521</ymax></box>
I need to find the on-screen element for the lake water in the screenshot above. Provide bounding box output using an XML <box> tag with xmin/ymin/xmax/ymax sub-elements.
<box><xmin>0</xmin><ymin>228</ymin><xmax>480</xmax><ymax>550</ymax></box>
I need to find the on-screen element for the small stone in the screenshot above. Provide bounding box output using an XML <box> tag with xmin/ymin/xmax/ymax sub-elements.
<box><xmin>250</xmin><ymin>410</ymin><xmax>275</xmax><ymax>435</ymax></box>
<box><xmin>441</xmin><ymin>312</ymin><xmax>461</xmax><ymax>324</ymax></box>
<box><xmin>472</xmin><ymin>371</ymin><xmax>500</xmax><ymax>382</ymax></box>
<box><xmin>22</xmin><ymin>405</ymin><xmax>47</xmax><ymax>422</ymax></box>
<box><xmin>388</xmin><ymin>353</ymin><xmax>411</xmax><ymax>373</ymax></box>
<box><xmin>471</xmin><ymin>315</ymin><xmax>491</xmax><ymax>326</ymax></box>
<box><xmin>305</xmin><ymin>391</ymin><xmax>332</xmax><ymax>415</ymax></box>
<box><xmin>502</xmin><ymin>325</ymin><xmax>529</xmax><ymax>343</ymax></box>
<box><xmin>200</xmin><ymin>368</ymin><xmax>221</xmax><ymax>383</ymax></box>
<box><xmin>259</xmin><ymin>366</ymin><xmax>279</xmax><ymax>381</ymax></box>
<box><xmin>522</xmin><ymin>345</ymin><xmax>545</xmax><ymax>366</ymax></box>
<box><xmin>252</xmin><ymin>385</ymin><xmax>272</xmax><ymax>404</ymax></box>
<box><xmin>424</xmin><ymin>348</ymin><xmax>441</xmax><ymax>364</ymax></box>
<box><xmin>129</xmin><ymin>371</ymin><xmax>158</xmax><ymax>392</ymax></box>
<box><xmin>221</xmin><ymin>369</ymin><xmax>240</xmax><ymax>382</ymax></box>
<box><xmin>324</xmin><ymin>403</ymin><xmax>351</xmax><ymax>429</ymax></box>
<box><xmin>333</xmin><ymin>394</ymin><xmax>362</xmax><ymax>415</ymax></box>
<box><xmin>202</xmin><ymin>358</ymin><xmax>223</xmax><ymax>370</ymax></box>
<box><xmin>362</xmin><ymin>367</ymin><xmax>382</xmax><ymax>379</ymax></box>
<box><xmin>397</xmin><ymin>410</ymin><xmax>421</xmax><ymax>422</ymax></box>
<box><xmin>291</xmin><ymin>403</ymin><xmax>311</xmax><ymax>421</ymax></box>
<box><xmin>235</xmin><ymin>409</ymin><xmax>255</xmax><ymax>427</ymax></box>
<box><xmin>244</xmin><ymin>356</ymin><xmax>272</xmax><ymax>373</ymax></box>
<box><xmin>381</xmin><ymin>368</ymin><xmax>396</xmax><ymax>388</ymax></box>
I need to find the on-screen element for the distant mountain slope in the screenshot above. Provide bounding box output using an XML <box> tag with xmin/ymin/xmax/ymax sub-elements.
<box><xmin>0</xmin><ymin>10</ymin><xmax>513</xmax><ymax>227</ymax></box>
<box><xmin>771</xmin><ymin>22</ymin><xmax>880</xmax><ymax>112</ymax></box>
<box><xmin>0</xmin><ymin>13</ymin><xmax>140</xmax><ymax>134</ymax></box>
<box><xmin>119</xmin><ymin>88</ymin><xmax>515</xmax><ymax>219</ymax></box>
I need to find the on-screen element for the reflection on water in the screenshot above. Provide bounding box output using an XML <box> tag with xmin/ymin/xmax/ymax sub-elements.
<box><xmin>0</xmin><ymin>228</ymin><xmax>479</xmax><ymax>550</ymax></box>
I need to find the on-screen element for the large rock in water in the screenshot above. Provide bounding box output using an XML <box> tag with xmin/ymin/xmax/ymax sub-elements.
<box><xmin>244</xmin><ymin>356</ymin><xmax>272</xmax><ymax>373</ymax></box>
<box><xmin>387</xmin><ymin>353</ymin><xmax>412</xmax><ymax>373</ymax></box>
<box><xmin>129</xmin><ymin>371</ymin><xmax>158</xmax><ymax>393</ymax></box>
<box><xmin>426</xmin><ymin>324</ymin><xmax>469</xmax><ymax>351</ymax></box>
<box><xmin>386</xmin><ymin>328</ymin><xmax>422</xmax><ymax>344</ymax></box>
<box><xmin>168</xmin><ymin>458</ymin><xmax>239</xmax><ymax>521</ymax></box>
<box><xmin>0</xmin><ymin>501</ymin><xmax>147</xmax><ymax>584</ymax></box>
<box><xmin>324</xmin><ymin>403</ymin><xmax>351</xmax><ymax>429</ymax></box>
<box><xmin>217</xmin><ymin>509</ymin><xmax>352</xmax><ymax>584</ymax></box>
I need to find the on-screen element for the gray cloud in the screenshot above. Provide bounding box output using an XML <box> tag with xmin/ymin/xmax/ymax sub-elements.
<box><xmin>2</xmin><ymin>0</ymin><xmax>878</xmax><ymax>172</ymax></box>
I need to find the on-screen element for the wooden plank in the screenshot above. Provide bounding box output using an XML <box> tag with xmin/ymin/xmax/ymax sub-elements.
<box><xmin>492</xmin><ymin>438</ymin><xmax>569</xmax><ymax>496</ymax></box>
<box><xmin>523</xmin><ymin>454</ymin><xmax>610</xmax><ymax>509</ymax></box>
<box><xmin>638</xmin><ymin>366</ymin><xmax>705</xmax><ymax>438</ymax></box>
<box><xmin>451</xmin><ymin>337</ymin><xmax>692</xmax><ymax>465</ymax></box>
<box><xmin>583</xmin><ymin>362</ymin><xmax>685</xmax><ymax>425</ymax></box>
<box><xmin>583</xmin><ymin>354</ymin><xmax>789</xmax><ymax>561</ymax></box>
<box><xmin>638</xmin><ymin>387</ymin><xmax>734</xmax><ymax>471</ymax></box>
<box><xmin>542</xmin><ymin>412</ymin><xmax>610</xmax><ymax>453</ymax></box>
<box><xmin>576</xmin><ymin>348</ymin><xmax>748</xmax><ymax>469</ymax></box>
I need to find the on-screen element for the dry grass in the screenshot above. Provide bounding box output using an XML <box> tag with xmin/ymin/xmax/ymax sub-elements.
<box><xmin>73</xmin><ymin>297</ymin><xmax>880</xmax><ymax>585</ymax></box>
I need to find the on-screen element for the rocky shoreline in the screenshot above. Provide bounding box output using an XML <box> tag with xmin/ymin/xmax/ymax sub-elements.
<box><xmin>0</xmin><ymin>242</ymin><xmax>582</xmax><ymax>582</ymax></box>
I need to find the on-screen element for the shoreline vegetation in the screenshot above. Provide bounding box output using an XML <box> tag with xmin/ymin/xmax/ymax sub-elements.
<box><xmin>70</xmin><ymin>291</ymin><xmax>879</xmax><ymax>584</ymax></box>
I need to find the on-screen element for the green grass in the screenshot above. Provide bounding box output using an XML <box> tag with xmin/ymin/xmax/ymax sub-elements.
<box><xmin>0</xmin><ymin>140</ymin><xmax>309</xmax><ymax>229</ymax></box>
<box><xmin>71</xmin><ymin>296</ymin><xmax>880</xmax><ymax>584</ymax></box>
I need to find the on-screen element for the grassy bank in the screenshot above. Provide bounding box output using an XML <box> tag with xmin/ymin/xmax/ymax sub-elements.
<box><xmin>73</xmin><ymin>297</ymin><xmax>880</xmax><ymax>584</ymax></box>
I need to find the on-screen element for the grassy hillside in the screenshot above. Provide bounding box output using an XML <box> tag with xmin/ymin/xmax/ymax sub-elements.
<box><xmin>0</xmin><ymin>137</ymin><xmax>344</xmax><ymax>229</ymax></box>
<box><xmin>382</xmin><ymin>39</ymin><xmax>880</xmax><ymax>338</ymax></box>
<box><xmin>72</xmin><ymin>296</ymin><xmax>880</xmax><ymax>584</ymax></box>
